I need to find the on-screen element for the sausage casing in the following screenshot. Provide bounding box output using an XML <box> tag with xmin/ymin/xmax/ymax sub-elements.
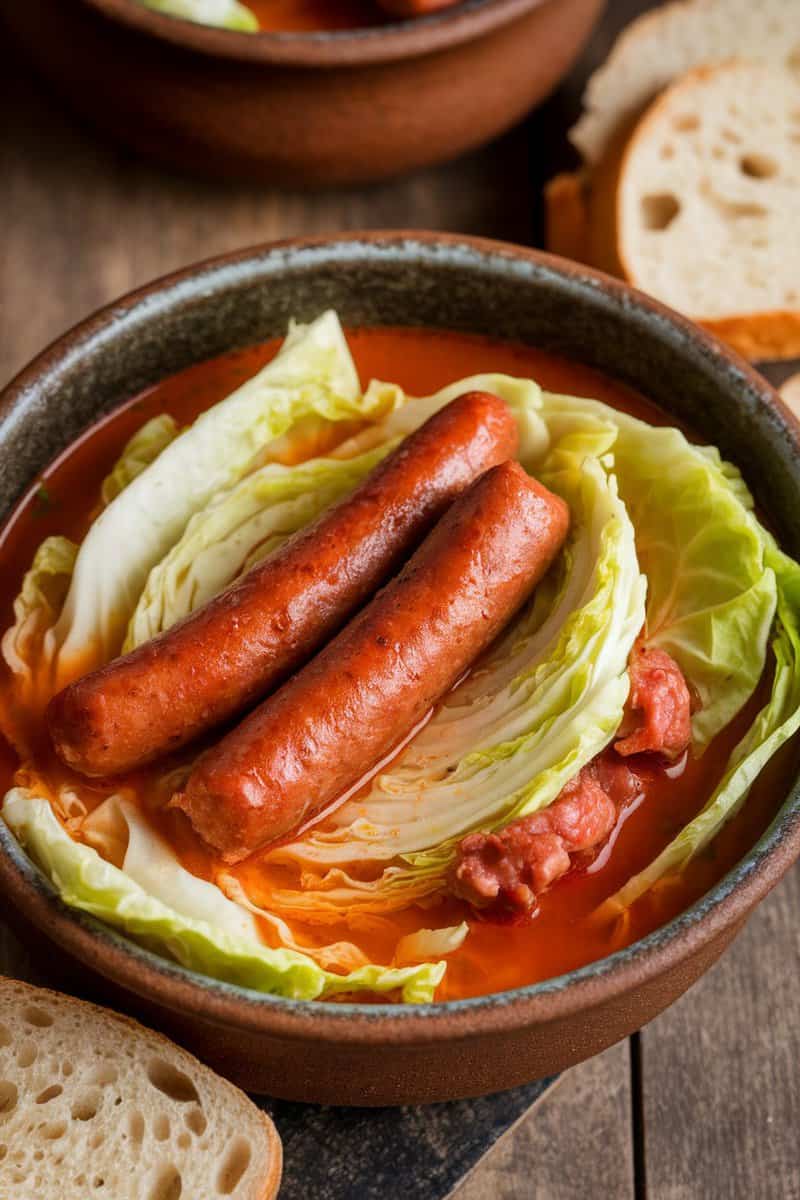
<box><xmin>176</xmin><ymin>460</ymin><xmax>570</xmax><ymax>862</ymax></box>
<box><xmin>47</xmin><ymin>391</ymin><xmax>518</xmax><ymax>777</ymax></box>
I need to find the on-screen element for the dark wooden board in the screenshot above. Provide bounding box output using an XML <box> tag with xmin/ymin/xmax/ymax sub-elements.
<box><xmin>265</xmin><ymin>1082</ymin><xmax>556</xmax><ymax>1200</ymax></box>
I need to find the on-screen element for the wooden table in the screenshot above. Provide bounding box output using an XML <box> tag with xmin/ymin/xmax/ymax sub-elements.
<box><xmin>1</xmin><ymin>4</ymin><xmax>798</xmax><ymax>1197</ymax></box>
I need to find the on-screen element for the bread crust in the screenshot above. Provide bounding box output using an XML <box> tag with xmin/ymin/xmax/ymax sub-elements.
<box><xmin>569</xmin><ymin>0</ymin><xmax>797</xmax><ymax>164</ymax></box>
<box><xmin>544</xmin><ymin>172</ymin><xmax>590</xmax><ymax>263</ymax></box>
<box><xmin>0</xmin><ymin>977</ymin><xmax>283</xmax><ymax>1200</ymax></box>
<box><xmin>570</xmin><ymin>0</ymin><xmax>681</xmax><ymax>161</ymax></box>
<box><xmin>701</xmin><ymin>315</ymin><xmax>800</xmax><ymax>364</ymax></box>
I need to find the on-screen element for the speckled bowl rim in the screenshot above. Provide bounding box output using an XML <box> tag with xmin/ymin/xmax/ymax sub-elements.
<box><xmin>1</xmin><ymin>231</ymin><xmax>799</xmax><ymax>1047</ymax></box>
<box><xmin>81</xmin><ymin>0</ymin><xmax>546</xmax><ymax>66</ymax></box>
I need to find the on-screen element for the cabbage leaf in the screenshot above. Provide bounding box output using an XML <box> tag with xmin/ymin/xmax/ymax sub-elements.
<box><xmin>334</xmin><ymin>372</ymin><xmax>549</xmax><ymax>469</ymax></box>
<box><xmin>537</xmin><ymin>392</ymin><xmax>777</xmax><ymax>751</ymax></box>
<box><xmin>395</xmin><ymin>924</ymin><xmax>469</xmax><ymax>966</ymax></box>
<box><xmin>126</xmin><ymin>444</ymin><xmax>393</xmax><ymax>648</ymax></box>
<box><xmin>2</xmin><ymin>791</ymin><xmax>445</xmax><ymax>1003</ymax></box>
<box><xmin>25</xmin><ymin>312</ymin><xmax>372</xmax><ymax>689</ymax></box>
<box><xmin>2</xmin><ymin>417</ymin><xmax>177</xmax><ymax>696</ymax></box>
<box><xmin>101</xmin><ymin>415</ymin><xmax>179</xmax><ymax>507</ymax></box>
<box><xmin>140</xmin><ymin>0</ymin><xmax>258</xmax><ymax>32</ymax></box>
<box><xmin>1</xmin><ymin>536</ymin><xmax>77</xmax><ymax>707</ymax></box>
<box><xmin>605</xmin><ymin>541</ymin><xmax>800</xmax><ymax>910</ymax></box>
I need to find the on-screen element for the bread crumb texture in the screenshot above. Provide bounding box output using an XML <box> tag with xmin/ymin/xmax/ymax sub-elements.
<box><xmin>570</xmin><ymin>0</ymin><xmax>800</xmax><ymax>165</ymax></box>
<box><xmin>0</xmin><ymin>978</ymin><xmax>280</xmax><ymax>1200</ymax></box>
<box><xmin>616</xmin><ymin>62</ymin><xmax>800</xmax><ymax>355</ymax></box>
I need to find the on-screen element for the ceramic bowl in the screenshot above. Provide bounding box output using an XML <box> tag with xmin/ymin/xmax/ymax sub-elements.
<box><xmin>1</xmin><ymin>233</ymin><xmax>799</xmax><ymax>1104</ymax></box>
<box><xmin>1</xmin><ymin>0</ymin><xmax>603</xmax><ymax>186</ymax></box>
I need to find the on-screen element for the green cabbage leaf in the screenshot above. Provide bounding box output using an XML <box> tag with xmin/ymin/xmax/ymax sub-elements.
<box><xmin>6</xmin><ymin>312</ymin><xmax>374</xmax><ymax>692</ymax></box>
<box><xmin>606</xmin><ymin>540</ymin><xmax>800</xmax><ymax>910</ymax></box>
<box><xmin>536</xmin><ymin>392</ymin><xmax>777</xmax><ymax>751</ymax></box>
<box><xmin>126</xmin><ymin>443</ymin><xmax>394</xmax><ymax>648</ymax></box>
<box><xmin>139</xmin><ymin>0</ymin><xmax>258</xmax><ymax>32</ymax></box>
<box><xmin>2</xmin><ymin>791</ymin><xmax>445</xmax><ymax>1003</ymax></box>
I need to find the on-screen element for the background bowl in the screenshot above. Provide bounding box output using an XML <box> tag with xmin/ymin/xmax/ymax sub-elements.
<box><xmin>1</xmin><ymin>233</ymin><xmax>799</xmax><ymax>1105</ymax></box>
<box><xmin>0</xmin><ymin>0</ymin><xmax>603</xmax><ymax>187</ymax></box>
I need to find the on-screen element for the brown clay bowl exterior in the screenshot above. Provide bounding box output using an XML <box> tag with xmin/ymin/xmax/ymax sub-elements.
<box><xmin>1</xmin><ymin>233</ymin><xmax>799</xmax><ymax>1104</ymax></box>
<box><xmin>0</xmin><ymin>0</ymin><xmax>603</xmax><ymax>186</ymax></box>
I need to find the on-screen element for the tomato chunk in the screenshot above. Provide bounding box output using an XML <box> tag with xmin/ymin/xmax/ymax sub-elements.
<box><xmin>449</xmin><ymin>646</ymin><xmax>692</xmax><ymax>919</ymax></box>
<box><xmin>615</xmin><ymin>644</ymin><xmax>692</xmax><ymax>760</ymax></box>
<box><xmin>449</xmin><ymin>757</ymin><xmax>641</xmax><ymax>918</ymax></box>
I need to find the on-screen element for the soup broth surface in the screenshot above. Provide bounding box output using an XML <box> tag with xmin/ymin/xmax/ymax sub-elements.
<box><xmin>0</xmin><ymin>327</ymin><xmax>792</xmax><ymax>1001</ymax></box>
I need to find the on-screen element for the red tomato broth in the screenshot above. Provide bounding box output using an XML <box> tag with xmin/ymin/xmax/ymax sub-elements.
<box><xmin>246</xmin><ymin>0</ymin><xmax>388</xmax><ymax>30</ymax></box>
<box><xmin>0</xmin><ymin>328</ymin><xmax>793</xmax><ymax>1000</ymax></box>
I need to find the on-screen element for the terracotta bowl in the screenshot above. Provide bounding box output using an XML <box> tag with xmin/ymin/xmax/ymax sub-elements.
<box><xmin>1</xmin><ymin>233</ymin><xmax>799</xmax><ymax>1105</ymax></box>
<box><xmin>1</xmin><ymin>0</ymin><xmax>603</xmax><ymax>186</ymax></box>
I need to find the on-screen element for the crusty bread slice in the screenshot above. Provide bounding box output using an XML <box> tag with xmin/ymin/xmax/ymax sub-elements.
<box><xmin>548</xmin><ymin>62</ymin><xmax>800</xmax><ymax>360</ymax></box>
<box><xmin>570</xmin><ymin>0</ymin><xmax>800</xmax><ymax>166</ymax></box>
<box><xmin>0</xmin><ymin>977</ymin><xmax>282</xmax><ymax>1200</ymax></box>
<box><xmin>613</xmin><ymin>62</ymin><xmax>800</xmax><ymax>360</ymax></box>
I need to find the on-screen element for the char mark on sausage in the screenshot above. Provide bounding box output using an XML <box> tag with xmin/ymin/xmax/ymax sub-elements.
<box><xmin>47</xmin><ymin>391</ymin><xmax>518</xmax><ymax>778</ymax></box>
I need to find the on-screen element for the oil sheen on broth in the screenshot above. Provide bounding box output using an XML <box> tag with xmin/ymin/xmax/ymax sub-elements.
<box><xmin>0</xmin><ymin>328</ymin><xmax>792</xmax><ymax>1001</ymax></box>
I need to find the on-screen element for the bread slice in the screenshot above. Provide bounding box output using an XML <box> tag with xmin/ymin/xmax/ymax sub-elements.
<box><xmin>570</xmin><ymin>0</ymin><xmax>800</xmax><ymax>166</ymax></box>
<box><xmin>612</xmin><ymin>62</ymin><xmax>800</xmax><ymax>360</ymax></box>
<box><xmin>0</xmin><ymin>978</ymin><xmax>282</xmax><ymax>1200</ymax></box>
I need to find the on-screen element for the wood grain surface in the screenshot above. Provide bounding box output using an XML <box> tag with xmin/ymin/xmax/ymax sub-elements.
<box><xmin>1</xmin><ymin>3</ymin><xmax>799</xmax><ymax>1198</ymax></box>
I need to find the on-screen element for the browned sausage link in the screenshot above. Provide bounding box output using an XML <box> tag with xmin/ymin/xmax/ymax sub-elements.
<box><xmin>47</xmin><ymin>392</ymin><xmax>518</xmax><ymax>778</ymax></box>
<box><xmin>175</xmin><ymin>461</ymin><xmax>570</xmax><ymax>863</ymax></box>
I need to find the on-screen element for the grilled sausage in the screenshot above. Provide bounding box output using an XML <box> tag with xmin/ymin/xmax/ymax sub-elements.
<box><xmin>48</xmin><ymin>392</ymin><xmax>518</xmax><ymax>777</ymax></box>
<box><xmin>175</xmin><ymin>460</ymin><xmax>570</xmax><ymax>863</ymax></box>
